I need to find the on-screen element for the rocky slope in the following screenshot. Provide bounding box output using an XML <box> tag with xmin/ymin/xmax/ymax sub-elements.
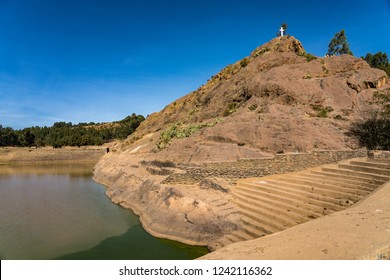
<box><xmin>93</xmin><ymin>36</ymin><xmax>389</xmax><ymax>247</ymax></box>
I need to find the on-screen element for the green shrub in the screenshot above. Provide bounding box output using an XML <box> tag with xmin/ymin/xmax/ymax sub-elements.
<box><xmin>350</xmin><ymin>113</ymin><xmax>390</xmax><ymax>150</ymax></box>
<box><xmin>311</xmin><ymin>105</ymin><xmax>334</xmax><ymax>118</ymax></box>
<box><xmin>240</xmin><ymin>57</ymin><xmax>250</xmax><ymax>68</ymax></box>
<box><xmin>252</xmin><ymin>47</ymin><xmax>270</xmax><ymax>58</ymax></box>
<box><xmin>350</xmin><ymin>89</ymin><xmax>390</xmax><ymax>150</ymax></box>
<box><xmin>298</xmin><ymin>52</ymin><xmax>317</xmax><ymax>62</ymax></box>
<box><xmin>304</xmin><ymin>53</ymin><xmax>317</xmax><ymax>62</ymax></box>
<box><xmin>156</xmin><ymin>119</ymin><xmax>223</xmax><ymax>150</ymax></box>
<box><xmin>223</xmin><ymin>102</ymin><xmax>239</xmax><ymax>116</ymax></box>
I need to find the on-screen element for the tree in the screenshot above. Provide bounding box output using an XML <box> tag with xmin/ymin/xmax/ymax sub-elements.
<box><xmin>363</xmin><ymin>52</ymin><xmax>390</xmax><ymax>76</ymax></box>
<box><xmin>0</xmin><ymin>125</ymin><xmax>19</xmax><ymax>146</ymax></box>
<box><xmin>18</xmin><ymin>129</ymin><xmax>36</xmax><ymax>147</ymax></box>
<box><xmin>327</xmin><ymin>30</ymin><xmax>353</xmax><ymax>56</ymax></box>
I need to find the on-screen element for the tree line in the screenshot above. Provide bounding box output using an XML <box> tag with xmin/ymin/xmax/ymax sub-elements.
<box><xmin>0</xmin><ymin>114</ymin><xmax>145</xmax><ymax>148</ymax></box>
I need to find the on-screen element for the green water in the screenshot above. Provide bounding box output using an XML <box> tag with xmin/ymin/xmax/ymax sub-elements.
<box><xmin>0</xmin><ymin>164</ymin><xmax>208</xmax><ymax>260</ymax></box>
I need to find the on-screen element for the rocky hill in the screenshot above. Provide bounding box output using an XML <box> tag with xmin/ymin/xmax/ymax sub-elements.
<box><xmin>93</xmin><ymin>36</ymin><xmax>389</xmax><ymax>248</ymax></box>
<box><xmin>111</xmin><ymin>36</ymin><xmax>388</xmax><ymax>162</ymax></box>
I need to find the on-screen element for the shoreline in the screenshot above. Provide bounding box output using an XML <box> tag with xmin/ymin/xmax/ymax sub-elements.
<box><xmin>95</xmin><ymin>175</ymin><xmax>211</xmax><ymax>248</ymax></box>
<box><xmin>0</xmin><ymin>146</ymin><xmax>106</xmax><ymax>165</ymax></box>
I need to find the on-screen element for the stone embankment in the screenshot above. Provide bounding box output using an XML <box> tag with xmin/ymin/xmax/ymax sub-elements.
<box><xmin>203</xmin><ymin>153</ymin><xmax>390</xmax><ymax>259</ymax></box>
<box><xmin>161</xmin><ymin>150</ymin><xmax>368</xmax><ymax>185</ymax></box>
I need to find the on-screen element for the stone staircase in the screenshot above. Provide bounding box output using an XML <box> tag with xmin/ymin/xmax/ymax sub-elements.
<box><xmin>210</xmin><ymin>157</ymin><xmax>390</xmax><ymax>250</ymax></box>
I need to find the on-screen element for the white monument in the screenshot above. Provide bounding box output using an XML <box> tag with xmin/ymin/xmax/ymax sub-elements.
<box><xmin>279</xmin><ymin>26</ymin><xmax>285</xmax><ymax>37</ymax></box>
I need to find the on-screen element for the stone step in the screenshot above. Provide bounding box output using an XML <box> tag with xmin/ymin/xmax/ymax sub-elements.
<box><xmin>310</xmin><ymin>170</ymin><xmax>382</xmax><ymax>185</ymax></box>
<box><xmin>236</xmin><ymin>202</ymin><xmax>297</xmax><ymax>231</ymax></box>
<box><xmin>230</xmin><ymin>230</ymin><xmax>254</xmax><ymax>241</ymax></box>
<box><xmin>224</xmin><ymin>234</ymin><xmax>244</xmax><ymax>243</ymax></box>
<box><xmin>241</xmin><ymin>217</ymin><xmax>274</xmax><ymax>235</ymax></box>
<box><xmin>274</xmin><ymin>176</ymin><xmax>368</xmax><ymax>198</ymax></box>
<box><xmin>240</xmin><ymin>216</ymin><xmax>281</xmax><ymax>236</ymax></box>
<box><xmin>283</xmin><ymin>175</ymin><xmax>370</xmax><ymax>197</ymax></box>
<box><xmin>321</xmin><ymin>167</ymin><xmax>389</xmax><ymax>182</ymax></box>
<box><xmin>264</xmin><ymin>180</ymin><xmax>350</xmax><ymax>211</ymax></box>
<box><xmin>234</xmin><ymin>199</ymin><xmax>292</xmax><ymax>232</ymax></box>
<box><xmin>267</xmin><ymin>180</ymin><xmax>362</xmax><ymax>209</ymax></box>
<box><xmin>233</xmin><ymin>185</ymin><xmax>315</xmax><ymax>218</ymax></box>
<box><xmin>241</xmin><ymin>180</ymin><xmax>345</xmax><ymax>212</ymax></box>
<box><xmin>366</xmin><ymin>158</ymin><xmax>390</xmax><ymax>164</ymax></box>
<box><xmin>218</xmin><ymin>207</ymin><xmax>240</xmax><ymax>217</ymax></box>
<box><xmin>236</xmin><ymin>182</ymin><xmax>329</xmax><ymax>216</ymax></box>
<box><xmin>216</xmin><ymin>236</ymin><xmax>234</xmax><ymax>247</ymax></box>
<box><xmin>338</xmin><ymin>163</ymin><xmax>390</xmax><ymax>176</ymax></box>
<box><xmin>241</xmin><ymin>226</ymin><xmax>267</xmax><ymax>239</ymax></box>
<box><xmin>238</xmin><ymin>223</ymin><xmax>267</xmax><ymax>238</ymax></box>
<box><xmin>298</xmin><ymin>173</ymin><xmax>376</xmax><ymax>192</ymax></box>
<box><xmin>350</xmin><ymin>160</ymin><xmax>390</xmax><ymax>170</ymax></box>
<box><xmin>233</xmin><ymin>188</ymin><xmax>311</xmax><ymax>223</ymax></box>
<box><xmin>222</xmin><ymin>158</ymin><xmax>390</xmax><ymax>251</ymax></box>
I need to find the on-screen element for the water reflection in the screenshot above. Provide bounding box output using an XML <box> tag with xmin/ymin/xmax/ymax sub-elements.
<box><xmin>0</xmin><ymin>164</ymin><xmax>208</xmax><ymax>260</ymax></box>
<box><xmin>0</xmin><ymin>163</ymin><xmax>94</xmax><ymax>177</ymax></box>
<box><xmin>57</xmin><ymin>224</ymin><xmax>208</xmax><ymax>260</ymax></box>
<box><xmin>0</xmin><ymin>164</ymin><xmax>136</xmax><ymax>260</ymax></box>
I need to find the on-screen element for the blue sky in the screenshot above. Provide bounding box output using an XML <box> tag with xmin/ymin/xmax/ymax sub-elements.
<box><xmin>1</xmin><ymin>0</ymin><xmax>389</xmax><ymax>129</ymax></box>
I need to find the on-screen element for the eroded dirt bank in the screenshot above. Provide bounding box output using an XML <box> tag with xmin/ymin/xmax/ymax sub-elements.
<box><xmin>93</xmin><ymin>148</ymin><xmax>240</xmax><ymax>247</ymax></box>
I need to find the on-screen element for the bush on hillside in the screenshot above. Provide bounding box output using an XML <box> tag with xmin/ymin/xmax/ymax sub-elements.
<box><xmin>350</xmin><ymin>90</ymin><xmax>390</xmax><ymax>150</ymax></box>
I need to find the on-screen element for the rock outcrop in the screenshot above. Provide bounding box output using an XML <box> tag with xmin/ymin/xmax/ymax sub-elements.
<box><xmin>93</xmin><ymin>36</ymin><xmax>389</xmax><ymax>248</ymax></box>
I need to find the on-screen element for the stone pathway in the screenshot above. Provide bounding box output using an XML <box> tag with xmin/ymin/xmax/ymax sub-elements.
<box><xmin>210</xmin><ymin>157</ymin><xmax>390</xmax><ymax>250</ymax></box>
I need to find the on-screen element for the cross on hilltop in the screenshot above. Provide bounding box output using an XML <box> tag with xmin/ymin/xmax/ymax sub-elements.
<box><xmin>277</xmin><ymin>23</ymin><xmax>288</xmax><ymax>37</ymax></box>
<box><xmin>279</xmin><ymin>26</ymin><xmax>284</xmax><ymax>37</ymax></box>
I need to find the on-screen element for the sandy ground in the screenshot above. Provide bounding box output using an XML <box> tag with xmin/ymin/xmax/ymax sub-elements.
<box><xmin>0</xmin><ymin>146</ymin><xmax>106</xmax><ymax>164</ymax></box>
<box><xmin>201</xmin><ymin>181</ymin><xmax>390</xmax><ymax>260</ymax></box>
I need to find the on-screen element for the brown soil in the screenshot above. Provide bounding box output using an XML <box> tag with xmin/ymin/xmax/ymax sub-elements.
<box><xmin>0</xmin><ymin>146</ymin><xmax>106</xmax><ymax>165</ymax></box>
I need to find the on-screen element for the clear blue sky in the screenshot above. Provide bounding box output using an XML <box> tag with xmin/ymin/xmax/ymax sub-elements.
<box><xmin>1</xmin><ymin>0</ymin><xmax>389</xmax><ymax>129</ymax></box>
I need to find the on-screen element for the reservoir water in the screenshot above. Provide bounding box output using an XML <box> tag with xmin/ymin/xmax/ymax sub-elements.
<box><xmin>0</xmin><ymin>164</ymin><xmax>208</xmax><ymax>260</ymax></box>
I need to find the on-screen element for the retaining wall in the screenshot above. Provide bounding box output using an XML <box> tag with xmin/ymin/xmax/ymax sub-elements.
<box><xmin>162</xmin><ymin>150</ymin><xmax>368</xmax><ymax>185</ymax></box>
